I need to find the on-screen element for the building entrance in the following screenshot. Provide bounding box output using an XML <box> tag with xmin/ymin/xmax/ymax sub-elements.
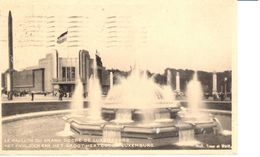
<box><xmin>59</xmin><ymin>84</ymin><xmax>75</xmax><ymax>97</ymax></box>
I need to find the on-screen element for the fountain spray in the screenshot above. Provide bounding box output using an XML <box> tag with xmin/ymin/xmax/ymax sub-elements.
<box><xmin>87</xmin><ymin>53</ymin><xmax>103</xmax><ymax>121</ymax></box>
<box><xmin>186</xmin><ymin>71</ymin><xmax>204</xmax><ymax>115</ymax></box>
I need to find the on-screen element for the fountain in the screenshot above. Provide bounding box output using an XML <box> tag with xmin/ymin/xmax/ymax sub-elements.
<box><xmin>186</xmin><ymin>72</ymin><xmax>205</xmax><ymax>114</ymax></box>
<box><xmin>71</xmin><ymin>78</ymin><xmax>84</xmax><ymax>111</ymax></box>
<box><xmin>87</xmin><ymin>71</ymin><xmax>103</xmax><ymax>121</ymax></box>
<box><xmin>179</xmin><ymin>72</ymin><xmax>213</xmax><ymax>123</ymax></box>
<box><xmin>63</xmin><ymin>67</ymin><xmax>224</xmax><ymax>147</ymax></box>
<box><xmin>56</xmin><ymin>68</ymin><xmax>85</xmax><ymax>137</ymax></box>
<box><xmin>175</xmin><ymin>72</ymin><xmax>211</xmax><ymax>146</ymax></box>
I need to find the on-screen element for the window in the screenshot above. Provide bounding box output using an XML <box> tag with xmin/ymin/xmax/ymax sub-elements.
<box><xmin>71</xmin><ymin>67</ymin><xmax>75</xmax><ymax>80</ymax></box>
<box><xmin>62</xmin><ymin>67</ymin><xmax>66</xmax><ymax>80</ymax></box>
<box><xmin>67</xmin><ymin>67</ymin><xmax>71</xmax><ymax>80</ymax></box>
<box><xmin>62</xmin><ymin>66</ymin><xmax>75</xmax><ymax>81</ymax></box>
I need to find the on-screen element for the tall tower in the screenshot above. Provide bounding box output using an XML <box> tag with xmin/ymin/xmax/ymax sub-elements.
<box><xmin>7</xmin><ymin>11</ymin><xmax>14</xmax><ymax>100</ymax></box>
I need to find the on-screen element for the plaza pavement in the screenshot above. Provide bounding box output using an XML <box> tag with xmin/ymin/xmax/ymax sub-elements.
<box><xmin>1</xmin><ymin>94</ymin><xmax>231</xmax><ymax>103</ymax></box>
<box><xmin>1</xmin><ymin>94</ymin><xmax>76</xmax><ymax>103</ymax></box>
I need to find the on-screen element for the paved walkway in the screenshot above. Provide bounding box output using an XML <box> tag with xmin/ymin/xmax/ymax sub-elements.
<box><xmin>1</xmin><ymin>94</ymin><xmax>112</xmax><ymax>103</ymax></box>
<box><xmin>1</xmin><ymin>95</ymin><xmax>74</xmax><ymax>103</ymax></box>
<box><xmin>1</xmin><ymin>94</ymin><xmax>231</xmax><ymax>104</ymax></box>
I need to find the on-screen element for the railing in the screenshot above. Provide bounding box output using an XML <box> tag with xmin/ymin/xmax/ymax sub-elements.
<box><xmin>52</xmin><ymin>78</ymin><xmax>89</xmax><ymax>83</ymax></box>
<box><xmin>52</xmin><ymin>78</ymin><xmax>76</xmax><ymax>82</ymax></box>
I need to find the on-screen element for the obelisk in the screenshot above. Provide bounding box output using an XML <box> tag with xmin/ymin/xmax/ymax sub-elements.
<box><xmin>7</xmin><ymin>11</ymin><xmax>14</xmax><ymax>100</ymax></box>
<box><xmin>176</xmin><ymin>71</ymin><xmax>180</xmax><ymax>92</ymax></box>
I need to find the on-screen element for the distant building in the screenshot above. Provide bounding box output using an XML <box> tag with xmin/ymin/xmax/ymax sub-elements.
<box><xmin>153</xmin><ymin>69</ymin><xmax>232</xmax><ymax>95</ymax></box>
<box><xmin>1</xmin><ymin>49</ymin><xmax>110</xmax><ymax>95</ymax></box>
<box><xmin>1</xmin><ymin>67</ymin><xmax>45</xmax><ymax>93</ymax></box>
<box><xmin>1</xmin><ymin>50</ymin><xmax>231</xmax><ymax>96</ymax></box>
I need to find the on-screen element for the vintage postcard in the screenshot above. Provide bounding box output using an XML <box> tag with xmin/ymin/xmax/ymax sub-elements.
<box><xmin>0</xmin><ymin>0</ymin><xmax>236</xmax><ymax>155</ymax></box>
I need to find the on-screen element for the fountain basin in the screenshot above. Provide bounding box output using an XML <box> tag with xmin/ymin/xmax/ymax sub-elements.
<box><xmin>68</xmin><ymin>116</ymin><xmax>180</xmax><ymax>147</ymax></box>
<box><xmin>101</xmin><ymin>107</ymin><xmax>181</xmax><ymax>122</ymax></box>
<box><xmin>65</xmin><ymin>108</ymin><xmax>220</xmax><ymax>147</ymax></box>
<box><xmin>2</xmin><ymin>108</ymin><xmax>231</xmax><ymax>150</ymax></box>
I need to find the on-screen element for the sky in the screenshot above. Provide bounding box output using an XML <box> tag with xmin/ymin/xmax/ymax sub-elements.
<box><xmin>0</xmin><ymin>0</ymin><xmax>236</xmax><ymax>73</ymax></box>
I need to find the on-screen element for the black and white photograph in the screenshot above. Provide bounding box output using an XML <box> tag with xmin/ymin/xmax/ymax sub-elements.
<box><xmin>0</xmin><ymin>0</ymin><xmax>236</xmax><ymax>154</ymax></box>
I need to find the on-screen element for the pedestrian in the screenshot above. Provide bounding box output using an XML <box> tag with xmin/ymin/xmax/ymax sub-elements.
<box><xmin>9</xmin><ymin>90</ymin><xmax>13</xmax><ymax>100</ymax></box>
<box><xmin>31</xmin><ymin>92</ymin><xmax>34</xmax><ymax>101</ymax></box>
<box><xmin>220</xmin><ymin>92</ymin><xmax>225</xmax><ymax>101</ymax></box>
<box><xmin>59</xmin><ymin>89</ymin><xmax>63</xmax><ymax>101</ymax></box>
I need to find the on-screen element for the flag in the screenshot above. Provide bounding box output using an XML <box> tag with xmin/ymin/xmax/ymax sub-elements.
<box><xmin>57</xmin><ymin>31</ymin><xmax>68</xmax><ymax>44</ymax></box>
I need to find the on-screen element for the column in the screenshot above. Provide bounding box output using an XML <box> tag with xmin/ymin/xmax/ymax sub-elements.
<box><xmin>176</xmin><ymin>71</ymin><xmax>180</xmax><ymax>92</ymax></box>
<box><xmin>110</xmin><ymin>71</ymin><xmax>113</xmax><ymax>90</ymax></box>
<box><xmin>51</xmin><ymin>51</ymin><xmax>58</xmax><ymax>80</ymax></box>
<box><xmin>167</xmin><ymin>70</ymin><xmax>171</xmax><ymax>86</ymax></box>
<box><xmin>212</xmin><ymin>72</ymin><xmax>217</xmax><ymax>94</ymax></box>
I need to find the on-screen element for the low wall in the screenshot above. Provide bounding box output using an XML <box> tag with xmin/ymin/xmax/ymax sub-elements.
<box><xmin>2</xmin><ymin>100</ymin><xmax>231</xmax><ymax>117</ymax></box>
<box><xmin>2</xmin><ymin>101</ymin><xmax>89</xmax><ymax>117</ymax></box>
<box><xmin>179</xmin><ymin>100</ymin><xmax>231</xmax><ymax>111</ymax></box>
